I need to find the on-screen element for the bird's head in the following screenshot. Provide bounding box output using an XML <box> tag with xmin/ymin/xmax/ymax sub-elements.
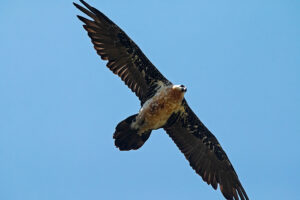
<box><xmin>172</xmin><ymin>84</ymin><xmax>187</xmax><ymax>93</ymax></box>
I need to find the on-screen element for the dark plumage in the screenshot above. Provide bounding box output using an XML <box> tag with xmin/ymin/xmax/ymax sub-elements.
<box><xmin>74</xmin><ymin>0</ymin><xmax>169</xmax><ymax>104</ymax></box>
<box><xmin>74</xmin><ymin>1</ymin><xmax>249</xmax><ymax>199</ymax></box>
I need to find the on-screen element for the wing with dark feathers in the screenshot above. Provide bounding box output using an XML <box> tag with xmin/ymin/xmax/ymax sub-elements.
<box><xmin>164</xmin><ymin>100</ymin><xmax>249</xmax><ymax>200</ymax></box>
<box><xmin>73</xmin><ymin>0</ymin><xmax>170</xmax><ymax>103</ymax></box>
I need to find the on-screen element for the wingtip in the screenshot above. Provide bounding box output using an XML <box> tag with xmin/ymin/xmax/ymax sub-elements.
<box><xmin>79</xmin><ymin>0</ymin><xmax>90</xmax><ymax>8</ymax></box>
<box><xmin>73</xmin><ymin>2</ymin><xmax>84</xmax><ymax>11</ymax></box>
<box><xmin>76</xmin><ymin>15</ymin><xmax>82</xmax><ymax>21</ymax></box>
<box><xmin>76</xmin><ymin>15</ymin><xmax>83</xmax><ymax>20</ymax></box>
<box><xmin>74</xmin><ymin>0</ymin><xmax>86</xmax><ymax>5</ymax></box>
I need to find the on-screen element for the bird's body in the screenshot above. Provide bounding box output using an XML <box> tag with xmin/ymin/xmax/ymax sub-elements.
<box><xmin>133</xmin><ymin>84</ymin><xmax>186</xmax><ymax>134</ymax></box>
<box><xmin>74</xmin><ymin>1</ymin><xmax>249</xmax><ymax>199</ymax></box>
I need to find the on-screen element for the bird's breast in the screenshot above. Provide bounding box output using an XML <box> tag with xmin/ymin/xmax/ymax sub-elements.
<box><xmin>134</xmin><ymin>86</ymin><xmax>185</xmax><ymax>134</ymax></box>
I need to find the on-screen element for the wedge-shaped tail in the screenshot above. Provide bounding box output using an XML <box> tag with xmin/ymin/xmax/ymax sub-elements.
<box><xmin>113</xmin><ymin>114</ymin><xmax>151</xmax><ymax>151</ymax></box>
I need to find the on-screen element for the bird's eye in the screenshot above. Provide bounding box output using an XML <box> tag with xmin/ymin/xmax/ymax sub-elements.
<box><xmin>180</xmin><ymin>85</ymin><xmax>184</xmax><ymax>87</ymax></box>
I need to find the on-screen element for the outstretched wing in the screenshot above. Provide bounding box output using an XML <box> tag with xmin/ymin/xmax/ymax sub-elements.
<box><xmin>74</xmin><ymin>0</ymin><xmax>170</xmax><ymax>103</ymax></box>
<box><xmin>164</xmin><ymin>100</ymin><xmax>249</xmax><ymax>200</ymax></box>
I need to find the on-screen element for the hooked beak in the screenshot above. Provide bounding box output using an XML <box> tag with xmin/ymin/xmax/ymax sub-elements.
<box><xmin>180</xmin><ymin>85</ymin><xmax>187</xmax><ymax>93</ymax></box>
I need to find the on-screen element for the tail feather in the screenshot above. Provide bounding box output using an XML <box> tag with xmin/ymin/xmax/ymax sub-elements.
<box><xmin>113</xmin><ymin>114</ymin><xmax>151</xmax><ymax>151</ymax></box>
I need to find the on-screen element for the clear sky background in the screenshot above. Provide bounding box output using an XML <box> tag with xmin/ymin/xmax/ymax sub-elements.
<box><xmin>1</xmin><ymin>0</ymin><xmax>299</xmax><ymax>199</ymax></box>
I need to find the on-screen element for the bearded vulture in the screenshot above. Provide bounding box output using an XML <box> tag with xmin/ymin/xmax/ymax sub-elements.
<box><xmin>74</xmin><ymin>1</ymin><xmax>249</xmax><ymax>199</ymax></box>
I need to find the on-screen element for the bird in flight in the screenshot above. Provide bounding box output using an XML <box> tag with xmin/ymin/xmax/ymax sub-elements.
<box><xmin>73</xmin><ymin>1</ymin><xmax>249</xmax><ymax>199</ymax></box>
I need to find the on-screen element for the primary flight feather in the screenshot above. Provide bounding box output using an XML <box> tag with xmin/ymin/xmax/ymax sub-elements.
<box><xmin>74</xmin><ymin>1</ymin><xmax>249</xmax><ymax>199</ymax></box>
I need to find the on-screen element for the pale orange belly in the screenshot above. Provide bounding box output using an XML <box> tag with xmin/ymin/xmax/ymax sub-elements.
<box><xmin>134</xmin><ymin>86</ymin><xmax>184</xmax><ymax>134</ymax></box>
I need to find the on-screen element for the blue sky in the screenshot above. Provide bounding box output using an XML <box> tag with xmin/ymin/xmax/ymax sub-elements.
<box><xmin>0</xmin><ymin>0</ymin><xmax>299</xmax><ymax>199</ymax></box>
